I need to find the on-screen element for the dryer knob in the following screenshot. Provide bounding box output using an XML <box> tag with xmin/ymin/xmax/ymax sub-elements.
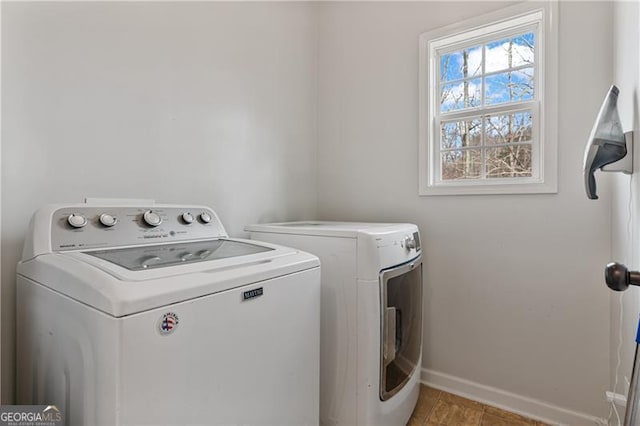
<box><xmin>199</xmin><ymin>212</ymin><xmax>212</xmax><ymax>224</ymax></box>
<box><xmin>67</xmin><ymin>213</ymin><xmax>88</xmax><ymax>228</ymax></box>
<box><xmin>143</xmin><ymin>210</ymin><xmax>162</xmax><ymax>227</ymax></box>
<box><xmin>405</xmin><ymin>237</ymin><xmax>417</xmax><ymax>250</ymax></box>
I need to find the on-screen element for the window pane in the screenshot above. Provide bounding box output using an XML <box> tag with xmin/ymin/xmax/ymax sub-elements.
<box><xmin>441</xmin><ymin>78</ymin><xmax>481</xmax><ymax>112</ymax></box>
<box><xmin>440</xmin><ymin>45</ymin><xmax>482</xmax><ymax>82</ymax></box>
<box><xmin>441</xmin><ymin>119</ymin><xmax>482</xmax><ymax>149</ymax></box>
<box><xmin>486</xmin><ymin>145</ymin><xmax>532</xmax><ymax>178</ymax></box>
<box><xmin>441</xmin><ymin>149</ymin><xmax>482</xmax><ymax>180</ymax></box>
<box><xmin>485</xmin><ymin>67</ymin><xmax>534</xmax><ymax>106</ymax></box>
<box><xmin>485</xmin><ymin>32</ymin><xmax>535</xmax><ymax>73</ymax></box>
<box><xmin>485</xmin><ymin>111</ymin><xmax>532</xmax><ymax>145</ymax></box>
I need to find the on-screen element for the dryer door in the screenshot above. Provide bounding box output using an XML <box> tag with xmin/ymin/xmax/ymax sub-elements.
<box><xmin>379</xmin><ymin>256</ymin><xmax>422</xmax><ymax>401</ymax></box>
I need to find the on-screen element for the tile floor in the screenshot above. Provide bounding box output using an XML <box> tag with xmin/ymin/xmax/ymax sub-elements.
<box><xmin>407</xmin><ymin>385</ymin><xmax>551</xmax><ymax>426</ymax></box>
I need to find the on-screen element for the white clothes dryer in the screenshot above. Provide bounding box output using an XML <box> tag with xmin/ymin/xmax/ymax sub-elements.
<box><xmin>245</xmin><ymin>221</ymin><xmax>423</xmax><ymax>426</ymax></box>
<box><xmin>16</xmin><ymin>201</ymin><xmax>320</xmax><ymax>426</ymax></box>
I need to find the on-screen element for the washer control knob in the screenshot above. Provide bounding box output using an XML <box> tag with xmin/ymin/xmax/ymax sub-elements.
<box><xmin>67</xmin><ymin>213</ymin><xmax>88</xmax><ymax>228</ymax></box>
<box><xmin>99</xmin><ymin>213</ymin><xmax>117</xmax><ymax>227</ymax></box>
<box><xmin>143</xmin><ymin>210</ymin><xmax>162</xmax><ymax>227</ymax></box>
<box><xmin>199</xmin><ymin>212</ymin><xmax>212</xmax><ymax>224</ymax></box>
<box><xmin>181</xmin><ymin>212</ymin><xmax>195</xmax><ymax>224</ymax></box>
<box><xmin>405</xmin><ymin>236</ymin><xmax>417</xmax><ymax>250</ymax></box>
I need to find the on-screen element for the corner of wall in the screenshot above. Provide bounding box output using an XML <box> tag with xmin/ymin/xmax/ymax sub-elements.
<box><xmin>610</xmin><ymin>0</ymin><xmax>640</xmax><ymax>416</ymax></box>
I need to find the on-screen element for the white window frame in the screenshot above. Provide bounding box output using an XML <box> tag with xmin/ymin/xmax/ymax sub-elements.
<box><xmin>418</xmin><ymin>2</ymin><xmax>558</xmax><ymax>196</ymax></box>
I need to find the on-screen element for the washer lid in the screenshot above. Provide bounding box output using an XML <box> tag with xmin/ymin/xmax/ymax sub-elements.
<box><xmin>17</xmin><ymin>238</ymin><xmax>319</xmax><ymax>317</ymax></box>
<box><xmin>245</xmin><ymin>221</ymin><xmax>416</xmax><ymax>238</ymax></box>
<box><xmin>86</xmin><ymin>239</ymin><xmax>272</xmax><ymax>271</ymax></box>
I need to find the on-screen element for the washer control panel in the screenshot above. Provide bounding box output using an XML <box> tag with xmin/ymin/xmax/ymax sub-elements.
<box><xmin>50</xmin><ymin>206</ymin><xmax>226</xmax><ymax>252</ymax></box>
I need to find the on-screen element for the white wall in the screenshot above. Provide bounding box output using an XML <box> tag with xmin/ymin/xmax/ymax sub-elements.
<box><xmin>611</xmin><ymin>0</ymin><xmax>640</xmax><ymax>421</ymax></box>
<box><xmin>1</xmin><ymin>2</ymin><xmax>318</xmax><ymax>402</ymax></box>
<box><xmin>316</xmin><ymin>1</ymin><xmax>613</xmax><ymax>420</ymax></box>
<box><xmin>1</xmin><ymin>1</ymin><xmax>622</xmax><ymax>421</ymax></box>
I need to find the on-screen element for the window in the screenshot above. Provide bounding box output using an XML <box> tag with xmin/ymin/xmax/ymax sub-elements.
<box><xmin>419</xmin><ymin>3</ymin><xmax>557</xmax><ymax>195</ymax></box>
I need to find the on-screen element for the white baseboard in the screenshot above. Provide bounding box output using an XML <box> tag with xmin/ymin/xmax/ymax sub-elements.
<box><xmin>421</xmin><ymin>368</ymin><xmax>607</xmax><ymax>426</ymax></box>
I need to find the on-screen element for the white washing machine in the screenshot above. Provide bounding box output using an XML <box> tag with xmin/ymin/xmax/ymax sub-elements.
<box><xmin>245</xmin><ymin>221</ymin><xmax>422</xmax><ymax>426</ymax></box>
<box><xmin>16</xmin><ymin>200</ymin><xmax>320</xmax><ymax>426</ymax></box>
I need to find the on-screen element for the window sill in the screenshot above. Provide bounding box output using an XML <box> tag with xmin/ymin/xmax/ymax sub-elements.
<box><xmin>419</xmin><ymin>180</ymin><xmax>557</xmax><ymax>196</ymax></box>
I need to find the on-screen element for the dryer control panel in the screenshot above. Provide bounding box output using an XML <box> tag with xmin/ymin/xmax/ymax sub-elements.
<box><xmin>49</xmin><ymin>205</ymin><xmax>226</xmax><ymax>252</ymax></box>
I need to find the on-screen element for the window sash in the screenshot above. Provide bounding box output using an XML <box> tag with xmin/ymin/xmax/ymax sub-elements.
<box><xmin>435</xmin><ymin>24</ymin><xmax>539</xmax><ymax>117</ymax></box>
<box><xmin>432</xmin><ymin>102</ymin><xmax>540</xmax><ymax>184</ymax></box>
<box><xmin>437</xmin><ymin>99</ymin><xmax>536</xmax><ymax>122</ymax></box>
<box><xmin>429</xmin><ymin>16</ymin><xmax>541</xmax><ymax>186</ymax></box>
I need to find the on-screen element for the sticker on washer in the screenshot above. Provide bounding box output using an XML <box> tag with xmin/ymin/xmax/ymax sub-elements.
<box><xmin>158</xmin><ymin>312</ymin><xmax>179</xmax><ymax>335</ymax></box>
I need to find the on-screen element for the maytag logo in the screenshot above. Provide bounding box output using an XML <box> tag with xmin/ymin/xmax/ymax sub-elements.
<box><xmin>243</xmin><ymin>287</ymin><xmax>263</xmax><ymax>301</ymax></box>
